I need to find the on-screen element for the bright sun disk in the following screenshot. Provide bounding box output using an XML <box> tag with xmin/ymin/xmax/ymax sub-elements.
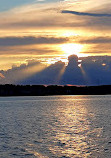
<box><xmin>61</xmin><ymin>43</ymin><xmax>83</xmax><ymax>57</ymax></box>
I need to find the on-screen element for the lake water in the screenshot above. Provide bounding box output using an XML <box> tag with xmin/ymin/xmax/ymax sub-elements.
<box><xmin>0</xmin><ymin>95</ymin><xmax>111</xmax><ymax>158</ymax></box>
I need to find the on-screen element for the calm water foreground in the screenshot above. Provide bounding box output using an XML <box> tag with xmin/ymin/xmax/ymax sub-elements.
<box><xmin>0</xmin><ymin>96</ymin><xmax>111</xmax><ymax>158</ymax></box>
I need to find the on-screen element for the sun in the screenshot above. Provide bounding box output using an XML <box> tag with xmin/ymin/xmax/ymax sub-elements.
<box><xmin>60</xmin><ymin>43</ymin><xmax>83</xmax><ymax>57</ymax></box>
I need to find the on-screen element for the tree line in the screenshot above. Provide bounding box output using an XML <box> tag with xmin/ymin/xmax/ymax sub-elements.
<box><xmin>0</xmin><ymin>84</ymin><xmax>111</xmax><ymax>96</ymax></box>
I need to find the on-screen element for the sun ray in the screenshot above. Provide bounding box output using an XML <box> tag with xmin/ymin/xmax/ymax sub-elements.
<box><xmin>56</xmin><ymin>65</ymin><xmax>66</xmax><ymax>83</ymax></box>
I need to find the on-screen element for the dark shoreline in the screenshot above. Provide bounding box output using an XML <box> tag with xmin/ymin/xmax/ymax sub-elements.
<box><xmin>0</xmin><ymin>84</ymin><xmax>111</xmax><ymax>96</ymax></box>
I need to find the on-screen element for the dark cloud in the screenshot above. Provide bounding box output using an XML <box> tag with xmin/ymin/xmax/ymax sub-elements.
<box><xmin>0</xmin><ymin>46</ymin><xmax>59</xmax><ymax>55</ymax></box>
<box><xmin>62</xmin><ymin>10</ymin><xmax>111</xmax><ymax>17</ymax></box>
<box><xmin>0</xmin><ymin>59</ymin><xmax>46</xmax><ymax>84</ymax></box>
<box><xmin>1</xmin><ymin>55</ymin><xmax>111</xmax><ymax>85</ymax></box>
<box><xmin>79</xmin><ymin>37</ymin><xmax>111</xmax><ymax>44</ymax></box>
<box><xmin>20</xmin><ymin>61</ymin><xmax>65</xmax><ymax>85</ymax></box>
<box><xmin>0</xmin><ymin>36</ymin><xmax>68</xmax><ymax>46</ymax></box>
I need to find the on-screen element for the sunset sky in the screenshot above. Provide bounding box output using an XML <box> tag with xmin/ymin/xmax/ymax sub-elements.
<box><xmin>0</xmin><ymin>0</ymin><xmax>111</xmax><ymax>71</ymax></box>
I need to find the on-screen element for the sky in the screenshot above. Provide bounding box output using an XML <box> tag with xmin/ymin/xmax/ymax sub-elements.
<box><xmin>0</xmin><ymin>0</ymin><xmax>111</xmax><ymax>85</ymax></box>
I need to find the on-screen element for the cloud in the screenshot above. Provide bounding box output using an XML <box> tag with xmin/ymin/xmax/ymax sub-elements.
<box><xmin>0</xmin><ymin>2</ymin><xmax>64</xmax><ymax>30</ymax></box>
<box><xmin>0</xmin><ymin>0</ymin><xmax>111</xmax><ymax>32</ymax></box>
<box><xmin>0</xmin><ymin>44</ymin><xmax>61</xmax><ymax>57</ymax></box>
<box><xmin>79</xmin><ymin>36</ymin><xmax>111</xmax><ymax>44</ymax></box>
<box><xmin>62</xmin><ymin>10</ymin><xmax>111</xmax><ymax>17</ymax></box>
<box><xmin>0</xmin><ymin>35</ymin><xmax>68</xmax><ymax>58</ymax></box>
<box><xmin>0</xmin><ymin>59</ymin><xmax>47</xmax><ymax>84</ymax></box>
<box><xmin>0</xmin><ymin>60</ymin><xmax>65</xmax><ymax>84</ymax></box>
<box><xmin>0</xmin><ymin>36</ymin><xmax>68</xmax><ymax>46</ymax></box>
<box><xmin>1</xmin><ymin>55</ymin><xmax>111</xmax><ymax>85</ymax></box>
<box><xmin>1</xmin><ymin>0</ymin><xmax>111</xmax><ymax>71</ymax></box>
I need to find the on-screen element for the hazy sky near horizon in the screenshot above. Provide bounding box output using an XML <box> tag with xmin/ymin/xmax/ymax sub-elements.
<box><xmin>0</xmin><ymin>0</ymin><xmax>111</xmax><ymax>71</ymax></box>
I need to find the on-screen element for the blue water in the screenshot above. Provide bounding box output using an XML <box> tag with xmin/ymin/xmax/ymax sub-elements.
<box><xmin>0</xmin><ymin>95</ymin><xmax>111</xmax><ymax>158</ymax></box>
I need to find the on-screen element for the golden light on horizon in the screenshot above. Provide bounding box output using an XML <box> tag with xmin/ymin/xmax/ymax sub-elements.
<box><xmin>61</xmin><ymin>30</ymin><xmax>79</xmax><ymax>37</ymax></box>
<box><xmin>60</xmin><ymin>43</ymin><xmax>84</xmax><ymax>57</ymax></box>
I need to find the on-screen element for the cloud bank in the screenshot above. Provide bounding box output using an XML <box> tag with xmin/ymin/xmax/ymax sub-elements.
<box><xmin>1</xmin><ymin>55</ymin><xmax>111</xmax><ymax>86</ymax></box>
<box><xmin>0</xmin><ymin>36</ymin><xmax>68</xmax><ymax>46</ymax></box>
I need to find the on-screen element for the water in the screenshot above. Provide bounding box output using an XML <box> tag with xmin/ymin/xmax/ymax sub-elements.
<box><xmin>0</xmin><ymin>95</ymin><xmax>111</xmax><ymax>158</ymax></box>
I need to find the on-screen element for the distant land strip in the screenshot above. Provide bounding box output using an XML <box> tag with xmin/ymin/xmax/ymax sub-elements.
<box><xmin>0</xmin><ymin>84</ymin><xmax>111</xmax><ymax>96</ymax></box>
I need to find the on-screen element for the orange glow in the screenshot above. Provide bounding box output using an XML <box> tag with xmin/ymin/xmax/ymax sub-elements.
<box><xmin>0</xmin><ymin>73</ymin><xmax>5</xmax><ymax>78</ymax></box>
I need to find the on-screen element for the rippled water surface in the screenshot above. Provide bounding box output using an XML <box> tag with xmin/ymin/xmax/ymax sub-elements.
<box><xmin>0</xmin><ymin>95</ymin><xmax>111</xmax><ymax>158</ymax></box>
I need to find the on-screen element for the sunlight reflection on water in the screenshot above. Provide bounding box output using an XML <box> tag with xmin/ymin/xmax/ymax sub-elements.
<box><xmin>0</xmin><ymin>96</ymin><xmax>111</xmax><ymax>158</ymax></box>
